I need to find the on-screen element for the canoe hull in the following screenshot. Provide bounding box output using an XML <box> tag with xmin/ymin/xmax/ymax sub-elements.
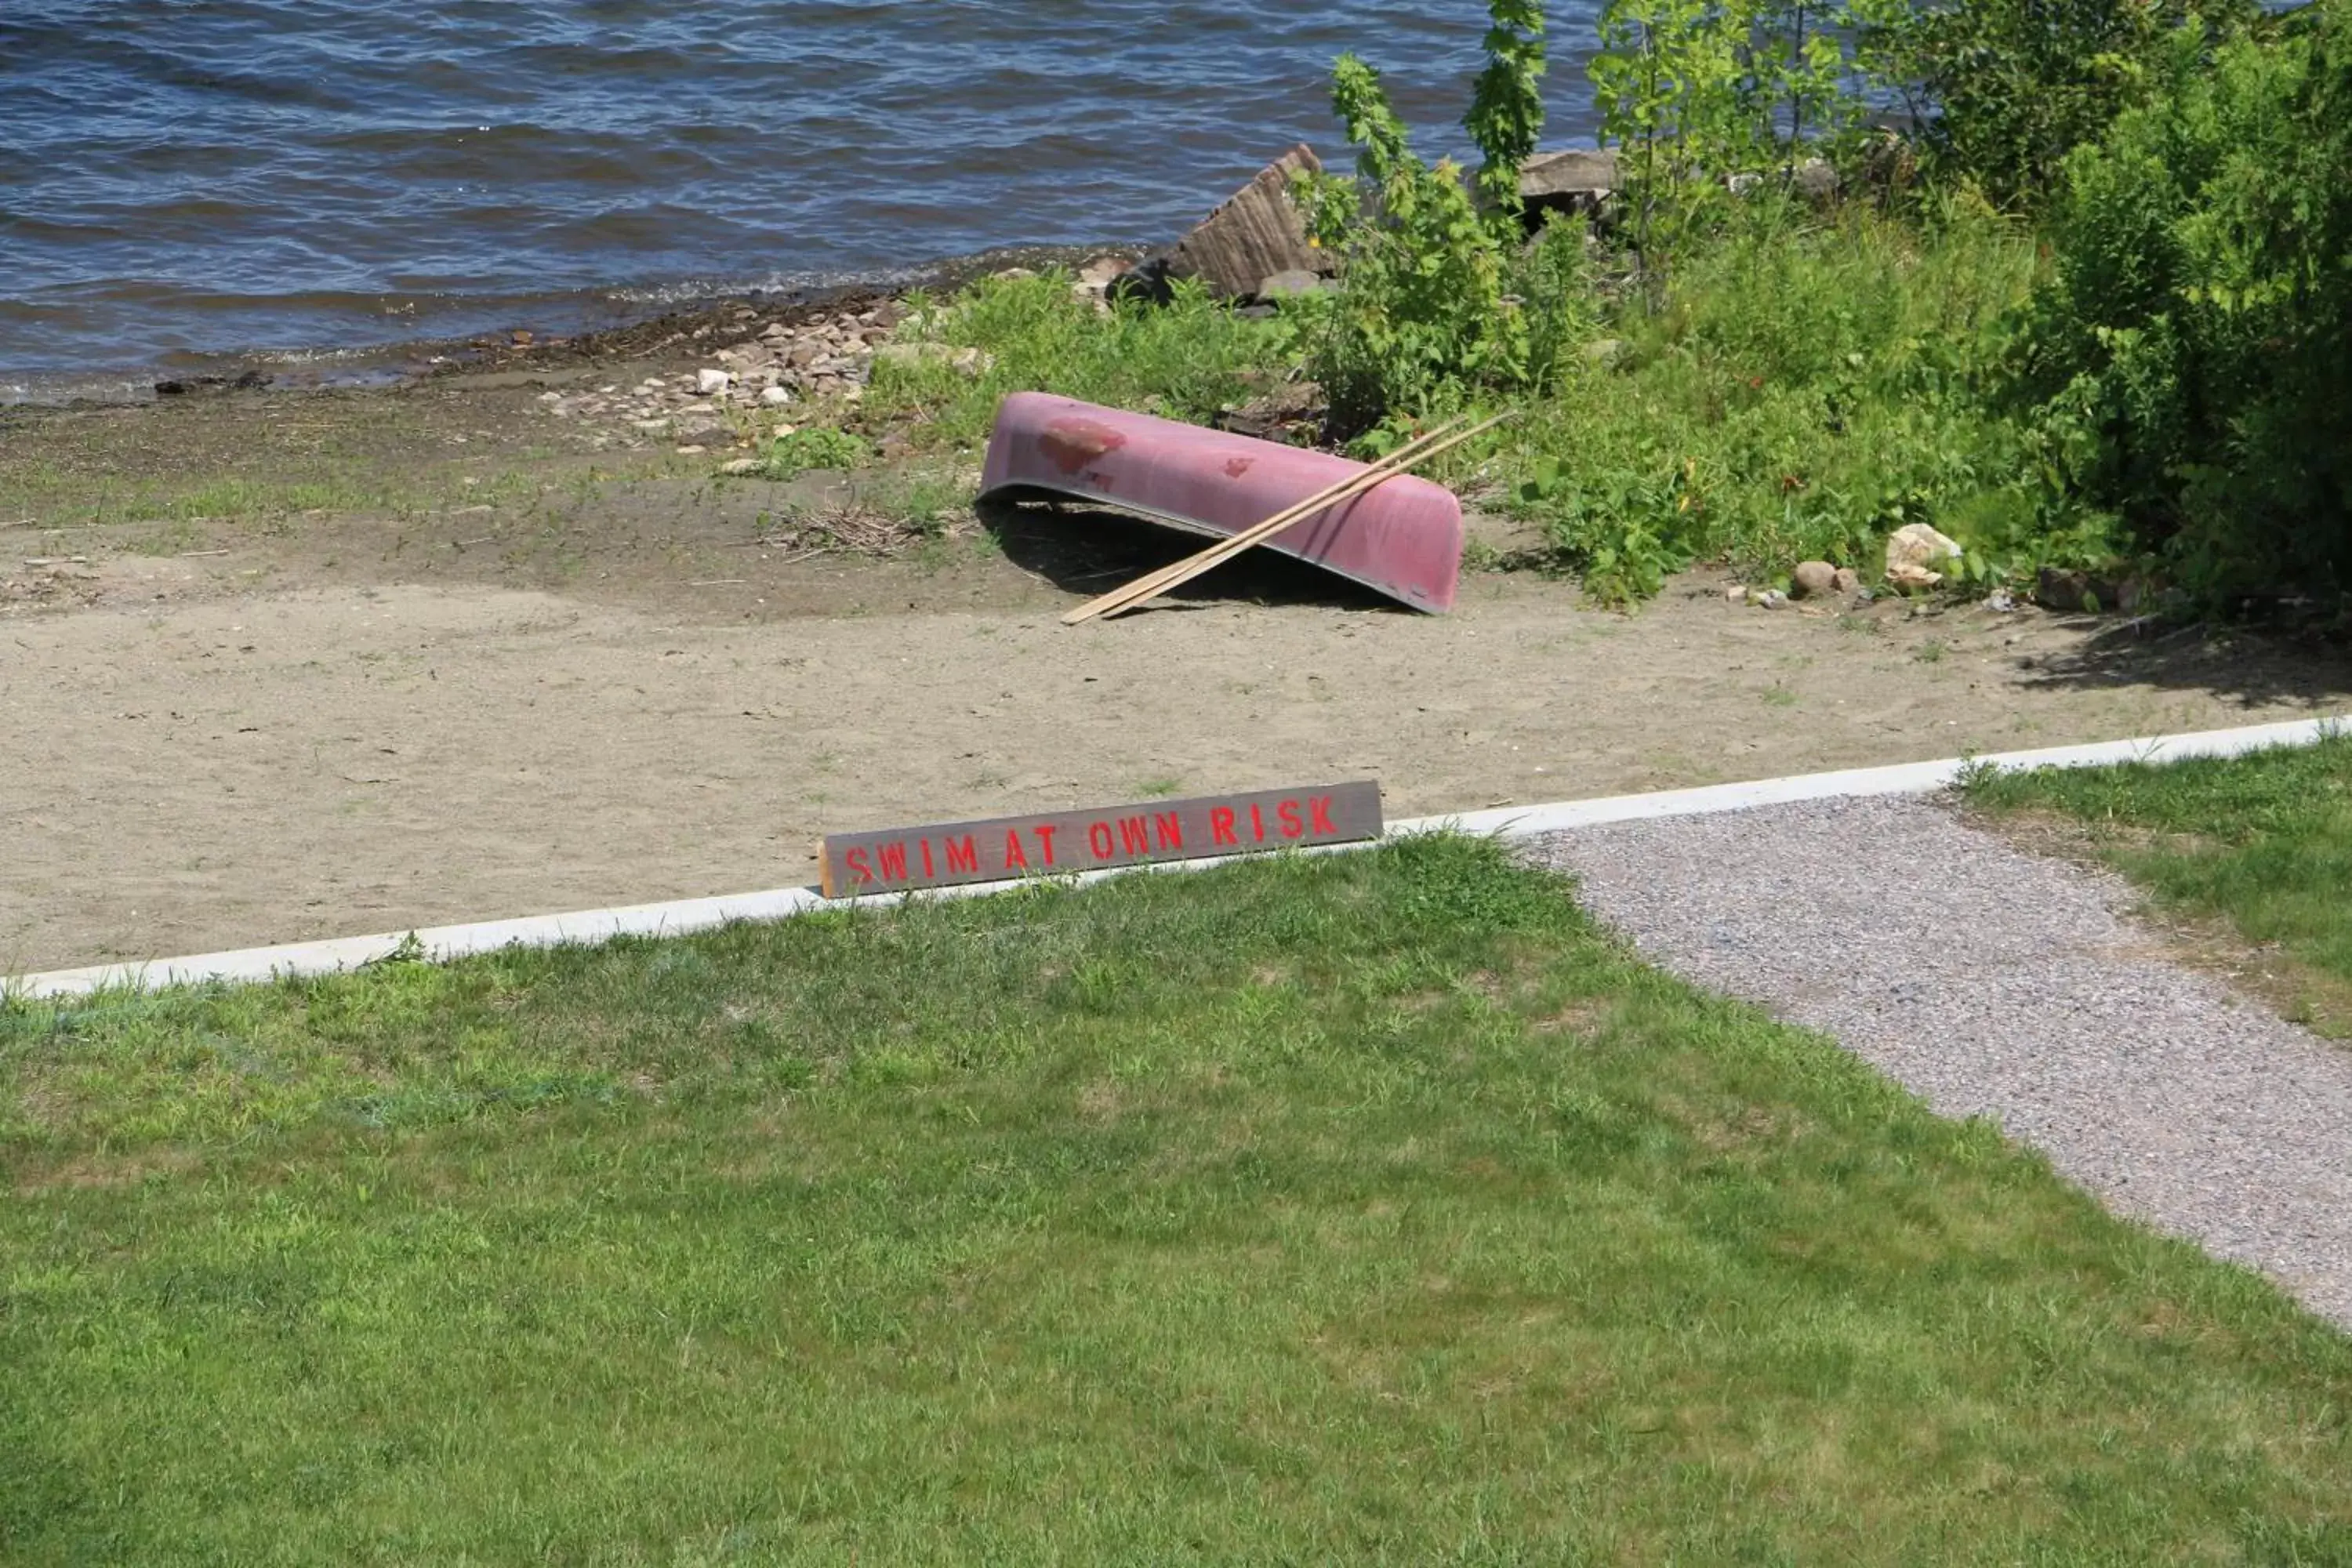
<box><xmin>978</xmin><ymin>392</ymin><xmax>1463</xmax><ymax>613</ymax></box>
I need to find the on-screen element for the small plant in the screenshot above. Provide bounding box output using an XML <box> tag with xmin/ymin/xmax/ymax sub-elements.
<box><xmin>762</xmin><ymin>426</ymin><xmax>873</xmax><ymax>479</ymax></box>
<box><xmin>1292</xmin><ymin>0</ymin><xmax>1551</xmax><ymax>431</ymax></box>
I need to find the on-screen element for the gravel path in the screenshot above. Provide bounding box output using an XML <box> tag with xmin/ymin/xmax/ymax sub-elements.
<box><xmin>1526</xmin><ymin>796</ymin><xmax>2352</xmax><ymax>1330</ymax></box>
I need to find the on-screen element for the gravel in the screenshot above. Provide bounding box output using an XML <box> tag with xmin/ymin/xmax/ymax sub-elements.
<box><xmin>1525</xmin><ymin>794</ymin><xmax>2352</xmax><ymax>1330</ymax></box>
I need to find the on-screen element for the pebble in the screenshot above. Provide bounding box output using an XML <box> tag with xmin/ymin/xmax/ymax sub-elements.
<box><xmin>697</xmin><ymin>368</ymin><xmax>733</xmax><ymax>395</ymax></box>
<box><xmin>760</xmin><ymin>385</ymin><xmax>793</xmax><ymax>407</ymax></box>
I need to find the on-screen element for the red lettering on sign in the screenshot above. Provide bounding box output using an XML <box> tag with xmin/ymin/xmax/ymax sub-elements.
<box><xmin>920</xmin><ymin>839</ymin><xmax>935</xmax><ymax>880</ymax></box>
<box><xmin>1087</xmin><ymin>820</ymin><xmax>1116</xmax><ymax>860</ymax></box>
<box><xmin>1279</xmin><ymin>799</ymin><xmax>1304</xmax><ymax>839</ymax></box>
<box><xmin>1118</xmin><ymin>815</ymin><xmax>1151</xmax><ymax>855</ymax></box>
<box><xmin>1004</xmin><ymin>829</ymin><xmax>1029</xmax><ymax>869</ymax></box>
<box><xmin>944</xmin><ymin>835</ymin><xmax>978</xmax><ymax>874</ymax></box>
<box><xmin>1309</xmin><ymin>795</ymin><xmax>1337</xmax><ymax>834</ymax></box>
<box><xmin>876</xmin><ymin>841</ymin><xmax>909</xmax><ymax>882</ymax></box>
<box><xmin>1034</xmin><ymin>824</ymin><xmax>1058</xmax><ymax>866</ymax></box>
<box><xmin>846</xmin><ymin>847</ymin><xmax>873</xmax><ymax>885</ymax></box>
<box><xmin>1154</xmin><ymin>811</ymin><xmax>1183</xmax><ymax>850</ymax></box>
<box><xmin>1250</xmin><ymin>804</ymin><xmax>1265</xmax><ymax>842</ymax></box>
<box><xmin>1210</xmin><ymin>807</ymin><xmax>1237</xmax><ymax>845</ymax></box>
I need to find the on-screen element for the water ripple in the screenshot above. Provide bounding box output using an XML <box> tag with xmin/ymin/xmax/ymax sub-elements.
<box><xmin>0</xmin><ymin>0</ymin><xmax>1604</xmax><ymax>382</ymax></box>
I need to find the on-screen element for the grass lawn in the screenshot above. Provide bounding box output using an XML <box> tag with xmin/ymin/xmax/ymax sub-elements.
<box><xmin>5</xmin><ymin>837</ymin><xmax>2351</xmax><ymax>1564</ymax></box>
<box><xmin>1965</xmin><ymin>734</ymin><xmax>2352</xmax><ymax>1038</ymax></box>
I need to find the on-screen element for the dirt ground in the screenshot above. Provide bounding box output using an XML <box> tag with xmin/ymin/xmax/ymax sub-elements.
<box><xmin>7</xmin><ymin>332</ymin><xmax>2351</xmax><ymax>975</ymax></box>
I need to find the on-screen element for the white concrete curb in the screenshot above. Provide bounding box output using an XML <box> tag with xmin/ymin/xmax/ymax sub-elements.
<box><xmin>12</xmin><ymin>713</ymin><xmax>2343</xmax><ymax>1002</ymax></box>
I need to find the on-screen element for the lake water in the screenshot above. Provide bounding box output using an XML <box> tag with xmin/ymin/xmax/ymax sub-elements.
<box><xmin>0</xmin><ymin>0</ymin><xmax>1606</xmax><ymax>401</ymax></box>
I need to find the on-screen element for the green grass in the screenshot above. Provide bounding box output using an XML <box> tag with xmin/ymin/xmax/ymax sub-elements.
<box><xmin>1964</xmin><ymin>734</ymin><xmax>2352</xmax><ymax>1036</ymax></box>
<box><xmin>862</xmin><ymin>272</ymin><xmax>1294</xmax><ymax>454</ymax></box>
<box><xmin>6</xmin><ymin>837</ymin><xmax>2351</xmax><ymax>1563</ymax></box>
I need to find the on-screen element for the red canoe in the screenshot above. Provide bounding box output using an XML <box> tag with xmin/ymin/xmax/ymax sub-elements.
<box><xmin>978</xmin><ymin>392</ymin><xmax>1464</xmax><ymax>613</ymax></box>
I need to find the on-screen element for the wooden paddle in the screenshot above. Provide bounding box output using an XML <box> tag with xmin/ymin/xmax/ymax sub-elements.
<box><xmin>1062</xmin><ymin>412</ymin><xmax>1508</xmax><ymax>625</ymax></box>
<box><xmin>1058</xmin><ymin>415</ymin><xmax>1475</xmax><ymax>627</ymax></box>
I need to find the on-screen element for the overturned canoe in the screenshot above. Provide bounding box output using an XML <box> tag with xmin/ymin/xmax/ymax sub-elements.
<box><xmin>978</xmin><ymin>392</ymin><xmax>1464</xmax><ymax>613</ymax></box>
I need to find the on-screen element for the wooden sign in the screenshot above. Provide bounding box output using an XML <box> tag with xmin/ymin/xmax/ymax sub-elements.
<box><xmin>821</xmin><ymin>780</ymin><xmax>1384</xmax><ymax>898</ymax></box>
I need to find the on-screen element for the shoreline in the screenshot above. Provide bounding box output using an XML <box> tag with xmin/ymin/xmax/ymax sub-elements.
<box><xmin>0</xmin><ymin>240</ymin><xmax>1141</xmax><ymax>410</ymax></box>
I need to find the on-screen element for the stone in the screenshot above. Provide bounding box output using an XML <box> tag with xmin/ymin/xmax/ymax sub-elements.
<box><xmin>697</xmin><ymin>368</ymin><xmax>733</xmax><ymax>395</ymax></box>
<box><xmin>1832</xmin><ymin>567</ymin><xmax>1860</xmax><ymax>594</ymax></box>
<box><xmin>1754</xmin><ymin>588</ymin><xmax>1790</xmax><ymax>610</ymax></box>
<box><xmin>1790</xmin><ymin>560</ymin><xmax>1838</xmax><ymax>599</ymax></box>
<box><xmin>873</xmin><ymin>342</ymin><xmax>955</xmax><ymax>372</ymax></box>
<box><xmin>1791</xmin><ymin>157</ymin><xmax>1840</xmax><ymax>203</ymax></box>
<box><xmin>1078</xmin><ymin>255</ymin><xmax>1129</xmax><ymax>290</ymax></box>
<box><xmin>675</xmin><ymin>445</ymin><xmax>707</xmax><ymax>455</ymax></box>
<box><xmin>718</xmin><ymin>457</ymin><xmax>763</xmax><ymax>476</ymax></box>
<box><xmin>1517</xmin><ymin>147</ymin><xmax>1619</xmax><ymax>223</ymax></box>
<box><xmin>993</xmin><ymin>266</ymin><xmax>1037</xmax><ymax>281</ymax></box>
<box><xmin>631</xmin><ymin>418</ymin><xmax>670</xmax><ymax>434</ymax></box>
<box><xmin>1725</xmin><ymin>583</ymin><xmax>1748</xmax><ymax>604</ymax></box>
<box><xmin>1256</xmin><ymin>268</ymin><xmax>1327</xmax><ymax>302</ymax></box>
<box><xmin>1886</xmin><ymin>562</ymin><xmax>1943</xmax><ymax>592</ymax></box>
<box><xmin>1152</xmin><ymin>144</ymin><xmax>1333</xmax><ymax>300</ymax></box>
<box><xmin>1214</xmin><ymin>379</ymin><xmax>1327</xmax><ymax>442</ymax></box>
<box><xmin>2035</xmin><ymin>566</ymin><xmax>2130</xmax><ymax>613</ymax></box>
<box><xmin>760</xmin><ymin>384</ymin><xmax>793</xmax><ymax>407</ymax></box>
<box><xmin>1886</xmin><ymin>523</ymin><xmax>1962</xmax><ymax>575</ymax></box>
<box><xmin>1986</xmin><ymin>588</ymin><xmax>2019</xmax><ymax>612</ymax></box>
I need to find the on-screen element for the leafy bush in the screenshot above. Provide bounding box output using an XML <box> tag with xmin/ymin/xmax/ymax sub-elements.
<box><xmin>1292</xmin><ymin>0</ymin><xmax>1551</xmax><ymax>432</ymax></box>
<box><xmin>762</xmin><ymin>426</ymin><xmax>873</xmax><ymax>477</ymax></box>
<box><xmin>2012</xmin><ymin>3</ymin><xmax>2352</xmax><ymax>597</ymax></box>
<box><xmin>1861</xmin><ymin>0</ymin><xmax>2258</xmax><ymax>209</ymax></box>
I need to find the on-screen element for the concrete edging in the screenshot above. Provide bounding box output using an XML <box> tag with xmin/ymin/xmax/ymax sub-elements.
<box><xmin>12</xmin><ymin>713</ymin><xmax>2342</xmax><ymax>1001</ymax></box>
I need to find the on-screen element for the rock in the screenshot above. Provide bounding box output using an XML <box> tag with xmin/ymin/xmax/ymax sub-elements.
<box><xmin>1886</xmin><ymin>562</ymin><xmax>1943</xmax><ymax>592</ymax></box>
<box><xmin>718</xmin><ymin>457</ymin><xmax>763</xmax><ymax>476</ymax></box>
<box><xmin>631</xmin><ymin>418</ymin><xmax>671</xmax><ymax>435</ymax></box>
<box><xmin>1725</xmin><ymin>583</ymin><xmax>1748</xmax><ymax>604</ymax></box>
<box><xmin>1213</xmin><ymin>380</ymin><xmax>1327</xmax><ymax>442</ymax></box>
<box><xmin>2035</xmin><ymin>566</ymin><xmax>2131</xmax><ymax>613</ymax></box>
<box><xmin>697</xmin><ymin>368</ymin><xmax>733</xmax><ymax>395</ymax></box>
<box><xmin>873</xmin><ymin>342</ymin><xmax>956</xmax><ymax>373</ymax></box>
<box><xmin>1831</xmin><ymin>567</ymin><xmax>1860</xmax><ymax>594</ymax></box>
<box><xmin>1886</xmin><ymin>523</ymin><xmax>1962</xmax><ymax>576</ymax></box>
<box><xmin>993</xmin><ymin>266</ymin><xmax>1037</xmax><ymax>281</ymax></box>
<box><xmin>1256</xmin><ymin>268</ymin><xmax>1327</xmax><ymax>302</ymax></box>
<box><xmin>1790</xmin><ymin>560</ymin><xmax>1838</xmax><ymax>600</ymax></box>
<box><xmin>760</xmin><ymin>384</ymin><xmax>793</xmax><ymax>407</ymax></box>
<box><xmin>1986</xmin><ymin>588</ymin><xmax>2018</xmax><ymax>612</ymax></box>
<box><xmin>1150</xmin><ymin>144</ymin><xmax>1332</xmax><ymax>300</ymax></box>
<box><xmin>1077</xmin><ymin>255</ymin><xmax>1129</xmax><ymax>291</ymax></box>
<box><xmin>1756</xmin><ymin>588</ymin><xmax>1790</xmax><ymax>609</ymax></box>
<box><xmin>675</xmin><ymin>445</ymin><xmax>706</xmax><ymax>455</ymax></box>
<box><xmin>1517</xmin><ymin>147</ymin><xmax>1619</xmax><ymax>224</ymax></box>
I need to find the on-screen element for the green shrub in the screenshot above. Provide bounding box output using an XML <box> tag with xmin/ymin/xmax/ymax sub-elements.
<box><xmin>1292</xmin><ymin>0</ymin><xmax>1551</xmax><ymax>432</ymax></box>
<box><xmin>762</xmin><ymin>426</ymin><xmax>873</xmax><ymax>478</ymax></box>
<box><xmin>1859</xmin><ymin>0</ymin><xmax>2257</xmax><ymax>208</ymax></box>
<box><xmin>2013</xmin><ymin>3</ymin><xmax>2352</xmax><ymax>597</ymax></box>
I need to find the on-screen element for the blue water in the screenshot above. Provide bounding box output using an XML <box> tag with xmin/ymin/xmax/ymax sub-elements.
<box><xmin>0</xmin><ymin>1</ymin><xmax>1604</xmax><ymax>397</ymax></box>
